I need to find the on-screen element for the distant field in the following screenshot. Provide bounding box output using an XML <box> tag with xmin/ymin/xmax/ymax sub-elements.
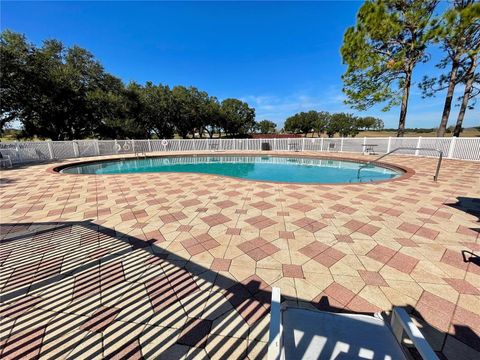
<box><xmin>1</xmin><ymin>128</ymin><xmax>479</xmax><ymax>142</ymax></box>
<box><xmin>357</xmin><ymin>128</ymin><xmax>480</xmax><ymax>137</ymax></box>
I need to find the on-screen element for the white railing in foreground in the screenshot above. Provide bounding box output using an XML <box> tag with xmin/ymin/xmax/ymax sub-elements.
<box><xmin>0</xmin><ymin>137</ymin><xmax>479</xmax><ymax>164</ymax></box>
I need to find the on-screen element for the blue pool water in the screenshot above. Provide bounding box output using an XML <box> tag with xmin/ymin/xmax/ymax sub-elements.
<box><xmin>60</xmin><ymin>155</ymin><xmax>402</xmax><ymax>183</ymax></box>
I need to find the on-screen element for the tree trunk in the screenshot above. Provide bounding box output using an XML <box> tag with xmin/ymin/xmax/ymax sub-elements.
<box><xmin>397</xmin><ymin>69</ymin><xmax>412</xmax><ymax>137</ymax></box>
<box><xmin>454</xmin><ymin>54</ymin><xmax>477</xmax><ymax>137</ymax></box>
<box><xmin>437</xmin><ymin>55</ymin><xmax>461</xmax><ymax>137</ymax></box>
<box><xmin>205</xmin><ymin>128</ymin><xmax>214</xmax><ymax>138</ymax></box>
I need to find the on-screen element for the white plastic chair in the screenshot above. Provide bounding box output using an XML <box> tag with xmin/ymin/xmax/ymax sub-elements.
<box><xmin>268</xmin><ymin>287</ymin><xmax>438</xmax><ymax>360</ymax></box>
<box><xmin>0</xmin><ymin>152</ymin><xmax>12</xmax><ymax>168</ymax></box>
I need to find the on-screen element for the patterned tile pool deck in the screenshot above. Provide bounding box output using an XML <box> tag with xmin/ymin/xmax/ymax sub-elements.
<box><xmin>0</xmin><ymin>151</ymin><xmax>479</xmax><ymax>359</ymax></box>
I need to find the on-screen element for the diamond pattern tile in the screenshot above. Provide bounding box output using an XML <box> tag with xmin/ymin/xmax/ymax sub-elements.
<box><xmin>1</xmin><ymin>151</ymin><xmax>478</xmax><ymax>359</ymax></box>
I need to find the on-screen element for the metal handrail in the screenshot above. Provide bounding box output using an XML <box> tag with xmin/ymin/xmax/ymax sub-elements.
<box><xmin>357</xmin><ymin>147</ymin><xmax>443</xmax><ymax>181</ymax></box>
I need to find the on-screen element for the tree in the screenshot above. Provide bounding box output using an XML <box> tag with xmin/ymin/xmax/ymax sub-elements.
<box><xmin>284</xmin><ymin>111</ymin><xmax>318</xmax><ymax>137</ymax></box>
<box><xmin>356</xmin><ymin>116</ymin><xmax>384</xmax><ymax>130</ymax></box>
<box><xmin>92</xmin><ymin>78</ymin><xmax>148</xmax><ymax>139</ymax></box>
<box><xmin>0</xmin><ymin>30</ymin><xmax>258</xmax><ymax>141</ymax></box>
<box><xmin>133</xmin><ymin>82</ymin><xmax>176</xmax><ymax>139</ymax></box>
<box><xmin>1</xmin><ymin>30</ymin><xmax>131</xmax><ymax>140</ymax></box>
<box><xmin>374</xmin><ymin>118</ymin><xmax>385</xmax><ymax>130</ymax></box>
<box><xmin>22</xmin><ymin>41</ymin><xmax>114</xmax><ymax>140</ymax></box>
<box><xmin>219</xmin><ymin>98</ymin><xmax>255</xmax><ymax>137</ymax></box>
<box><xmin>197</xmin><ymin>95</ymin><xmax>221</xmax><ymax>138</ymax></box>
<box><xmin>341</xmin><ymin>0</ymin><xmax>439</xmax><ymax>137</ymax></box>
<box><xmin>454</xmin><ymin>54</ymin><xmax>479</xmax><ymax>136</ymax></box>
<box><xmin>256</xmin><ymin>119</ymin><xmax>277</xmax><ymax>134</ymax></box>
<box><xmin>419</xmin><ymin>0</ymin><xmax>480</xmax><ymax>136</ymax></box>
<box><xmin>326</xmin><ymin>113</ymin><xmax>359</xmax><ymax>137</ymax></box>
<box><xmin>284</xmin><ymin>113</ymin><xmax>305</xmax><ymax>135</ymax></box>
<box><xmin>314</xmin><ymin>111</ymin><xmax>331</xmax><ymax>136</ymax></box>
<box><xmin>171</xmin><ymin>86</ymin><xmax>196</xmax><ymax>138</ymax></box>
<box><xmin>200</xmin><ymin>97</ymin><xmax>222</xmax><ymax>138</ymax></box>
<box><xmin>0</xmin><ymin>31</ymin><xmax>33</xmax><ymax>133</ymax></box>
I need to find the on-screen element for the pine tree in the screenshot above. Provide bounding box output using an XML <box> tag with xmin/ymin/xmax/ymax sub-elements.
<box><xmin>341</xmin><ymin>0</ymin><xmax>438</xmax><ymax>137</ymax></box>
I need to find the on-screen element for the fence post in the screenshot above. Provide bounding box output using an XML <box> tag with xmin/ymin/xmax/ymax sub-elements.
<box><xmin>147</xmin><ymin>139</ymin><xmax>152</xmax><ymax>152</ymax></box>
<box><xmin>72</xmin><ymin>141</ymin><xmax>79</xmax><ymax>157</ymax></box>
<box><xmin>132</xmin><ymin>139</ymin><xmax>136</xmax><ymax>153</ymax></box>
<box><xmin>447</xmin><ymin>136</ymin><xmax>456</xmax><ymax>159</ymax></box>
<box><xmin>340</xmin><ymin>138</ymin><xmax>344</xmax><ymax>152</ymax></box>
<box><xmin>47</xmin><ymin>141</ymin><xmax>54</xmax><ymax>160</ymax></box>
<box><xmin>387</xmin><ymin>137</ymin><xmax>392</xmax><ymax>153</ymax></box>
<box><xmin>14</xmin><ymin>141</ymin><xmax>22</xmax><ymax>163</ymax></box>
<box><xmin>94</xmin><ymin>140</ymin><xmax>100</xmax><ymax>156</ymax></box>
<box><xmin>415</xmin><ymin>137</ymin><xmax>422</xmax><ymax>156</ymax></box>
<box><xmin>302</xmin><ymin>138</ymin><xmax>305</xmax><ymax>152</ymax></box>
<box><xmin>273</xmin><ymin>138</ymin><xmax>277</xmax><ymax>151</ymax></box>
<box><xmin>320</xmin><ymin>137</ymin><xmax>324</xmax><ymax>152</ymax></box>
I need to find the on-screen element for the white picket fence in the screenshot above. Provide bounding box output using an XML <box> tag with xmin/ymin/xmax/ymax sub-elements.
<box><xmin>0</xmin><ymin>137</ymin><xmax>479</xmax><ymax>164</ymax></box>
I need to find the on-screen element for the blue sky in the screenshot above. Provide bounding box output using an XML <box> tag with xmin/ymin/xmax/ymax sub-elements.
<box><xmin>1</xmin><ymin>1</ymin><xmax>478</xmax><ymax>129</ymax></box>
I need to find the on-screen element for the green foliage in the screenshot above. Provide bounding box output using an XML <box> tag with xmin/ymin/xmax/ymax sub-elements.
<box><xmin>419</xmin><ymin>0</ymin><xmax>479</xmax><ymax>99</ymax></box>
<box><xmin>0</xmin><ymin>30</ymin><xmax>257</xmax><ymax>140</ymax></box>
<box><xmin>314</xmin><ymin>111</ymin><xmax>331</xmax><ymax>135</ymax></box>
<box><xmin>256</xmin><ymin>119</ymin><xmax>277</xmax><ymax>134</ymax></box>
<box><xmin>135</xmin><ymin>82</ymin><xmax>176</xmax><ymax>139</ymax></box>
<box><xmin>356</xmin><ymin>116</ymin><xmax>384</xmax><ymax>130</ymax></box>
<box><xmin>341</xmin><ymin>0</ymin><xmax>439</xmax><ymax>136</ymax></box>
<box><xmin>418</xmin><ymin>0</ymin><xmax>479</xmax><ymax>136</ymax></box>
<box><xmin>219</xmin><ymin>98</ymin><xmax>256</xmax><ymax>136</ymax></box>
<box><xmin>325</xmin><ymin>113</ymin><xmax>359</xmax><ymax>138</ymax></box>
<box><xmin>172</xmin><ymin>86</ymin><xmax>205</xmax><ymax>138</ymax></box>
<box><xmin>283</xmin><ymin>110</ymin><xmax>363</xmax><ymax>138</ymax></box>
<box><xmin>284</xmin><ymin>111</ymin><xmax>319</xmax><ymax>136</ymax></box>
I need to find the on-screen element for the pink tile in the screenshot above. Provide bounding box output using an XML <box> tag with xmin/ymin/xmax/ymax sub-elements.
<box><xmin>366</xmin><ymin>245</ymin><xmax>396</xmax><ymax>264</ymax></box>
<box><xmin>2</xmin><ymin>324</ymin><xmax>47</xmax><ymax>359</ymax></box>
<box><xmin>282</xmin><ymin>264</ymin><xmax>304</xmax><ymax>278</ymax></box>
<box><xmin>416</xmin><ymin>227</ymin><xmax>439</xmax><ymax>240</ymax></box>
<box><xmin>245</xmin><ymin>215</ymin><xmax>276</xmax><ymax>229</ymax></box>
<box><xmin>357</xmin><ymin>224</ymin><xmax>380</xmax><ymax>236</ymax></box>
<box><xmin>323</xmin><ymin>283</ymin><xmax>356</xmax><ymax>306</ymax></box>
<box><xmin>347</xmin><ymin>296</ymin><xmax>382</xmax><ymax>313</ymax></box>
<box><xmin>334</xmin><ymin>234</ymin><xmax>353</xmax><ymax>243</ymax></box>
<box><xmin>214</xmin><ymin>200</ymin><xmax>236</xmax><ymax>209</ymax></box>
<box><xmin>226</xmin><ymin>228</ymin><xmax>241</xmax><ymax>235</ymax></box>
<box><xmin>443</xmin><ymin>278</ymin><xmax>480</xmax><ymax>295</ymax></box>
<box><xmin>250</xmin><ymin>201</ymin><xmax>275</xmax><ymax>210</ymax></box>
<box><xmin>201</xmin><ymin>213</ymin><xmax>231</xmax><ymax>227</ymax></box>
<box><xmin>279</xmin><ymin>231</ymin><xmax>295</xmax><ymax>240</ymax></box>
<box><xmin>397</xmin><ymin>222</ymin><xmax>421</xmax><ymax>234</ymax></box>
<box><xmin>441</xmin><ymin>249</ymin><xmax>468</xmax><ymax>271</ymax></box>
<box><xmin>343</xmin><ymin>219</ymin><xmax>366</xmax><ymax>232</ymax></box>
<box><xmin>395</xmin><ymin>238</ymin><xmax>419</xmax><ymax>247</ymax></box>
<box><xmin>80</xmin><ymin>306</ymin><xmax>120</xmax><ymax>333</ymax></box>
<box><xmin>457</xmin><ymin>225</ymin><xmax>478</xmax><ymax>238</ymax></box>
<box><xmin>358</xmin><ymin>270</ymin><xmax>388</xmax><ymax>286</ymax></box>
<box><xmin>298</xmin><ymin>241</ymin><xmax>329</xmax><ymax>258</ymax></box>
<box><xmin>211</xmin><ymin>258</ymin><xmax>231</xmax><ymax>272</ymax></box>
<box><xmin>387</xmin><ymin>252</ymin><xmax>419</xmax><ymax>274</ymax></box>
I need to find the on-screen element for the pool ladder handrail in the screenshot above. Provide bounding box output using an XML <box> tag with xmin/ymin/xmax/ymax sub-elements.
<box><xmin>357</xmin><ymin>147</ymin><xmax>443</xmax><ymax>181</ymax></box>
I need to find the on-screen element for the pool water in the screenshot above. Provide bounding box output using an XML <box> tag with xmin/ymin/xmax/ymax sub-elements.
<box><xmin>60</xmin><ymin>155</ymin><xmax>403</xmax><ymax>184</ymax></box>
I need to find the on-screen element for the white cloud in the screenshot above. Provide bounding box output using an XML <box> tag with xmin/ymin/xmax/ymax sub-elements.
<box><xmin>242</xmin><ymin>85</ymin><xmax>479</xmax><ymax>129</ymax></box>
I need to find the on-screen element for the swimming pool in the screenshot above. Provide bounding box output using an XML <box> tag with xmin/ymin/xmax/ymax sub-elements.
<box><xmin>59</xmin><ymin>155</ymin><xmax>404</xmax><ymax>184</ymax></box>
